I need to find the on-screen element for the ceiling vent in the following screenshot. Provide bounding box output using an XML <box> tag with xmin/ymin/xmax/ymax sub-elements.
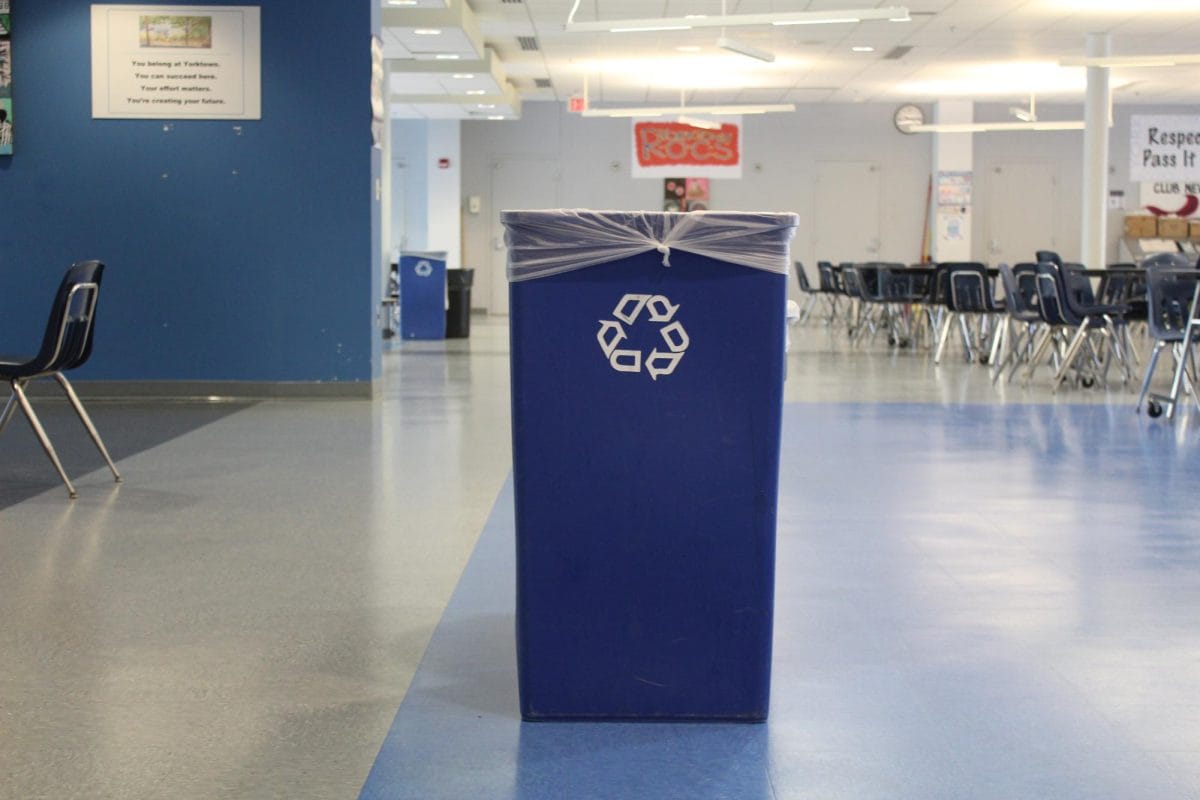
<box><xmin>883</xmin><ymin>45</ymin><xmax>913</xmax><ymax>60</ymax></box>
<box><xmin>517</xmin><ymin>36</ymin><xmax>540</xmax><ymax>51</ymax></box>
<box><xmin>534</xmin><ymin>78</ymin><xmax>552</xmax><ymax>88</ymax></box>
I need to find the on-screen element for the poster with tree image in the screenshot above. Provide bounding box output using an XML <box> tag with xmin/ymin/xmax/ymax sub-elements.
<box><xmin>0</xmin><ymin>0</ymin><xmax>11</xmax><ymax>156</ymax></box>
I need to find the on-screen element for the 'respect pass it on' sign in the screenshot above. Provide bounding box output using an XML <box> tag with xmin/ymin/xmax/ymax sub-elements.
<box><xmin>631</xmin><ymin>117</ymin><xmax>742</xmax><ymax>179</ymax></box>
<box><xmin>1130</xmin><ymin>115</ymin><xmax>1200</xmax><ymax>182</ymax></box>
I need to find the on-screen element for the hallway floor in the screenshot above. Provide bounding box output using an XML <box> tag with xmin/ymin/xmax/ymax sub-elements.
<box><xmin>3</xmin><ymin>316</ymin><xmax>1199</xmax><ymax>799</ymax></box>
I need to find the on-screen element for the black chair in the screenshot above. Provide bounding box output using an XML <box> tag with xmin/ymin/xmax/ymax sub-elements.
<box><xmin>816</xmin><ymin>261</ymin><xmax>844</xmax><ymax>326</ymax></box>
<box><xmin>1035</xmin><ymin>250</ymin><xmax>1063</xmax><ymax>267</ymax></box>
<box><xmin>794</xmin><ymin>262</ymin><xmax>819</xmax><ymax>325</ymax></box>
<box><xmin>992</xmin><ymin>263</ymin><xmax>1042</xmax><ymax>384</ymax></box>
<box><xmin>1135</xmin><ymin>253</ymin><xmax>1199</xmax><ymax>417</ymax></box>
<box><xmin>1026</xmin><ymin>261</ymin><xmax>1129</xmax><ymax>390</ymax></box>
<box><xmin>932</xmin><ymin>262</ymin><xmax>1005</xmax><ymax>365</ymax></box>
<box><xmin>0</xmin><ymin>261</ymin><xmax>122</xmax><ymax>498</ymax></box>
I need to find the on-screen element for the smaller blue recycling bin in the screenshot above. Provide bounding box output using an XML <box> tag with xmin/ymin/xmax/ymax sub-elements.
<box><xmin>399</xmin><ymin>251</ymin><xmax>447</xmax><ymax>340</ymax></box>
<box><xmin>503</xmin><ymin>210</ymin><xmax>798</xmax><ymax>722</ymax></box>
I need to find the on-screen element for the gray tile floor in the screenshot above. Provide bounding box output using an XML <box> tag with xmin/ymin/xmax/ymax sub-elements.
<box><xmin>0</xmin><ymin>313</ymin><xmax>1193</xmax><ymax>799</ymax></box>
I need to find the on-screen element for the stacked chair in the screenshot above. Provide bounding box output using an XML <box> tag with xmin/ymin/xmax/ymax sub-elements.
<box><xmin>932</xmin><ymin>262</ymin><xmax>1006</xmax><ymax>365</ymax></box>
<box><xmin>1024</xmin><ymin>260</ymin><xmax>1131</xmax><ymax>391</ymax></box>
<box><xmin>1135</xmin><ymin>253</ymin><xmax>1200</xmax><ymax>418</ymax></box>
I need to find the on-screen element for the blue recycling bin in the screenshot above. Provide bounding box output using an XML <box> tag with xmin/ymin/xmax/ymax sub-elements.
<box><xmin>503</xmin><ymin>210</ymin><xmax>798</xmax><ymax>721</ymax></box>
<box><xmin>399</xmin><ymin>251</ymin><xmax>447</xmax><ymax>340</ymax></box>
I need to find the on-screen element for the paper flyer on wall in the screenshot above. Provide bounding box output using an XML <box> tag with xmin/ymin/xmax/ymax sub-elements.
<box><xmin>1</xmin><ymin>1</ymin><xmax>12</xmax><ymax>156</ymax></box>
<box><xmin>91</xmin><ymin>5</ymin><xmax>261</xmax><ymax>120</ymax></box>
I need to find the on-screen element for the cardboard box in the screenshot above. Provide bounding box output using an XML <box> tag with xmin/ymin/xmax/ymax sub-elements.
<box><xmin>1124</xmin><ymin>214</ymin><xmax>1158</xmax><ymax>238</ymax></box>
<box><xmin>1190</xmin><ymin>221</ymin><xmax>1200</xmax><ymax>240</ymax></box>
<box><xmin>1158</xmin><ymin>218</ymin><xmax>1189</xmax><ymax>239</ymax></box>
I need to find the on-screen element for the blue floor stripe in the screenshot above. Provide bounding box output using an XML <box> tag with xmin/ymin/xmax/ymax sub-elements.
<box><xmin>360</xmin><ymin>403</ymin><xmax>1200</xmax><ymax>800</ymax></box>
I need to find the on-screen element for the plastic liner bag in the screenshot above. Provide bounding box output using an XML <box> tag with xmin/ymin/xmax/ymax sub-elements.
<box><xmin>502</xmin><ymin>210</ymin><xmax>799</xmax><ymax>282</ymax></box>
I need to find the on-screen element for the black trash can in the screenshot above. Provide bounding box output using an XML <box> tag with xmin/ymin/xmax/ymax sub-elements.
<box><xmin>446</xmin><ymin>268</ymin><xmax>474</xmax><ymax>339</ymax></box>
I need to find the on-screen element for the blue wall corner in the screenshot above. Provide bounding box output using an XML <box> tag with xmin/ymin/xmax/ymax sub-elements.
<box><xmin>0</xmin><ymin>0</ymin><xmax>379</xmax><ymax>385</ymax></box>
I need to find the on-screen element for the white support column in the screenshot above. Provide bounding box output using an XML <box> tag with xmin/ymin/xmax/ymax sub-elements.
<box><xmin>1082</xmin><ymin>32</ymin><xmax>1111</xmax><ymax>269</ymax></box>
<box><xmin>931</xmin><ymin>100</ymin><xmax>974</xmax><ymax>263</ymax></box>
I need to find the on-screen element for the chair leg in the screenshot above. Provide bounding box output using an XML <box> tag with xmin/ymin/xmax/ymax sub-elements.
<box><xmin>1053</xmin><ymin>324</ymin><xmax>1091</xmax><ymax>390</ymax></box>
<box><xmin>54</xmin><ymin>372</ymin><xmax>122</xmax><ymax>484</ymax></box>
<box><xmin>1135</xmin><ymin>341</ymin><xmax>1165</xmax><ymax>413</ymax></box>
<box><xmin>1023</xmin><ymin>327</ymin><xmax>1057</xmax><ymax>386</ymax></box>
<box><xmin>0</xmin><ymin>392</ymin><xmax>19</xmax><ymax>435</ymax></box>
<box><xmin>934</xmin><ymin>313</ymin><xmax>955</xmax><ymax>364</ymax></box>
<box><xmin>10</xmin><ymin>380</ymin><xmax>78</xmax><ymax>499</ymax></box>
<box><xmin>958</xmin><ymin>314</ymin><xmax>977</xmax><ymax>363</ymax></box>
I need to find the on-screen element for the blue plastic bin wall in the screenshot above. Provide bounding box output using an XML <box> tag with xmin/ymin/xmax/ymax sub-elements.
<box><xmin>504</xmin><ymin>211</ymin><xmax>798</xmax><ymax>721</ymax></box>
<box><xmin>399</xmin><ymin>252</ymin><xmax>447</xmax><ymax>340</ymax></box>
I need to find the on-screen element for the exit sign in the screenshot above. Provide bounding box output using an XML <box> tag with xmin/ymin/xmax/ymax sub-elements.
<box><xmin>568</xmin><ymin>95</ymin><xmax>587</xmax><ymax>113</ymax></box>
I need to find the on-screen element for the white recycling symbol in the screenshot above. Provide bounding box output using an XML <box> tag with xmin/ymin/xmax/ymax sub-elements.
<box><xmin>414</xmin><ymin>260</ymin><xmax>433</xmax><ymax>277</ymax></box>
<box><xmin>596</xmin><ymin>293</ymin><xmax>690</xmax><ymax>381</ymax></box>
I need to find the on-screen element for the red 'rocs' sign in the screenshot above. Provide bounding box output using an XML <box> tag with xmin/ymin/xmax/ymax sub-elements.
<box><xmin>634</xmin><ymin>122</ymin><xmax>740</xmax><ymax>168</ymax></box>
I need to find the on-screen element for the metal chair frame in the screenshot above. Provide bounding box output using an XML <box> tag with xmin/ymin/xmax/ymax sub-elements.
<box><xmin>0</xmin><ymin>262</ymin><xmax>122</xmax><ymax>499</ymax></box>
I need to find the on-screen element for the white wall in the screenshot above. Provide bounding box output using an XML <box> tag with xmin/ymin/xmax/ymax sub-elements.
<box><xmin>463</xmin><ymin>102</ymin><xmax>932</xmax><ymax>311</ymax></box>
<box><xmin>391</xmin><ymin>119</ymin><xmax>461</xmax><ymax>271</ymax></box>
<box><xmin>461</xmin><ymin>100</ymin><xmax>1200</xmax><ymax>312</ymax></box>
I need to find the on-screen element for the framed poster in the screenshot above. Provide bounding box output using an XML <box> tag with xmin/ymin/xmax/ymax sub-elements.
<box><xmin>1</xmin><ymin>0</ymin><xmax>11</xmax><ymax>156</ymax></box>
<box><xmin>91</xmin><ymin>5</ymin><xmax>261</xmax><ymax>120</ymax></box>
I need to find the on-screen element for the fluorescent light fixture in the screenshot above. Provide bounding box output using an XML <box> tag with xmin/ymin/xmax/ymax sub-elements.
<box><xmin>905</xmin><ymin>121</ymin><xmax>1086</xmax><ymax>133</ymax></box>
<box><xmin>434</xmin><ymin>54</ymin><xmax>461</xmax><ymax>60</ymax></box>
<box><xmin>772</xmin><ymin>16</ymin><xmax>860</xmax><ymax>26</ymax></box>
<box><xmin>581</xmin><ymin>103</ymin><xmax>795</xmax><ymax>118</ymax></box>
<box><xmin>677</xmin><ymin>115</ymin><xmax>722</xmax><ymax>130</ymax></box>
<box><xmin>851</xmin><ymin>46</ymin><xmax>875</xmax><ymax>53</ymax></box>
<box><xmin>477</xmin><ymin>104</ymin><xmax>496</xmax><ymax>109</ymax></box>
<box><xmin>564</xmin><ymin>1</ymin><xmax>909</xmax><ymax>33</ymax></box>
<box><xmin>1050</xmin><ymin>0</ymin><xmax>1199</xmax><ymax>11</ymax></box>
<box><xmin>487</xmin><ymin>115</ymin><xmax>506</xmax><ymax>120</ymax></box>
<box><xmin>412</xmin><ymin>28</ymin><xmax>442</xmax><ymax>35</ymax></box>
<box><xmin>466</xmin><ymin>89</ymin><xmax>486</xmax><ymax>95</ymax></box>
<box><xmin>451</xmin><ymin>73</ymin><xmax>475</xmax><ymax>79</ymax></box>
<box><xmin>610</xmin><ymin>24</ymin><xmax>692</xmax><ymax>32</ymax></box>
<box><xmin>676</xmin><ymin>45</ymin><xmax>702</xmax><ymax>52</ymax></box>
<box><xmin>717</xmin><ymin>36</ymin><xmax>776</xmax><ymax>63</ymax></box>
<box><xmin>388</xmin><ymin>0</ymin><xmax>418</xmax><ymax>5</ymax></box>
<box><xmin>898</xmin><ymin>62</ymin><xmax>1087</xmax><ymax>96</ymax></box>
<box><xmin>1060</xmin><ymin>53</ymin><xmax>1200</xmax><ymax>68</ymax></box>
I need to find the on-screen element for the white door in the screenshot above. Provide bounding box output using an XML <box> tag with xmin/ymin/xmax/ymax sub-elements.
<box><xmin>489</xmin><ymin>159</ymin><xmax>561</xmax><ymax>315</ymax></box>
<box><xmin>812</xmin><ymin>161</ymin><xmax>883</xmax><ymax>265</ymax></box>
<box><xmin>985</xmin><ymin>163</ymin><xmax>1057</xmax><ymax>267</ymax></box>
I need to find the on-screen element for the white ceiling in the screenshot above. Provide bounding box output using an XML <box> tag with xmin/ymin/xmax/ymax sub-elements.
<box><xmin>382</xmin><ymin>0</ymin><xmax>1200</xmax><ymax>118</ymax></box>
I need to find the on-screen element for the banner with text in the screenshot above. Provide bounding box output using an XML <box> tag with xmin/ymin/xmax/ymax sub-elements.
<box><xmin>631</xmin><ymin>117</ymin><xmax>742</xmax><ymax>179</ymax></box>
<box><xmin>1130</xmin><ymin>115</ymin><xmax>1200</xmax><ymax>182</ymax></box>
<box><xmin>91</xmin><ymin>5</ymin><xmax>261</xmax><ymax>120</ymax></box>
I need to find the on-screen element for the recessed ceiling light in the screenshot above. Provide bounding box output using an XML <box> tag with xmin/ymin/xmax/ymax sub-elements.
<box><xmin>413</xmin><ymin>28</ymin><xmax>441</xmax><ymax>35</ymax></box>
<box><xmin>852</xmin><ymin>46</ymin><xmax>875</xmax><ymax>53</ymax></box>
<box><xmin>451</xmin><ymin>73</ymin><xmax>475</xmax><ymax>79</ymax></box>
<box><xmin>434</xmin><ymin>54</ymin><xmax>461</xmax><ymax>60</ymax></box>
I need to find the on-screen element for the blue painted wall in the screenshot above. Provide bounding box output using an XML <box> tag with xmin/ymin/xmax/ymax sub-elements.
<box><xmin>0</xmin><ymin>0</ymin><xmax>380</xmax><ymax>386</ymax></box>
